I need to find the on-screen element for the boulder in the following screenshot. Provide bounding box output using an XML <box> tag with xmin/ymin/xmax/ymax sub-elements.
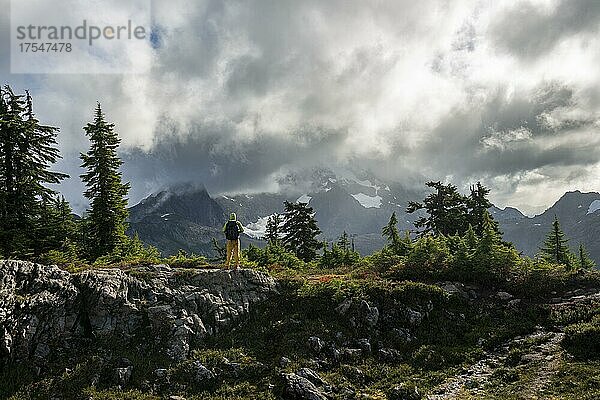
<box><xmin>281</xmin><ymin>373</ymin><xmax>328</xmax><ymax>400</ymax></box>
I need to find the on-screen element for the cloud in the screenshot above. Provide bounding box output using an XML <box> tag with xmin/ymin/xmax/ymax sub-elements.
<box><xmin>0</xmin><ymin>0</ymin><xmax>599</xmax><ymax>215</ymax></box>
<box><xmin>490</xmin><ymin>0</ymin><xmax>600</xmax><ymax>60</ymax></box>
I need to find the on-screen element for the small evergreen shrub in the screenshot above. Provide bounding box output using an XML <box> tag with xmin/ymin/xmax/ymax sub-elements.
<box><xmin>563</xmin><ymin>316</ymin><xmax>600</xmax><ymax>359</ymax></box>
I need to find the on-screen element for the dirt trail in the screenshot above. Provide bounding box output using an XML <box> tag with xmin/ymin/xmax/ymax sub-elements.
<box><xmin>427</xmin><ymin>289</ymin><xmax>600</xmax><ymax>399</ymax></box>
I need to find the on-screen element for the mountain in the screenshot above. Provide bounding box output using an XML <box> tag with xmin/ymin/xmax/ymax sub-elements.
<box><xmin>497</xmin><ymin>191</ymin><xmax>600</xmax><ymax>262</ymax></box>
<box><xmin>128</xmin><ymin>172</ymin><xmax>422</xmax><ymax>256</ymax></box>
<box><xmin>127</xmin><ymin>177</ymin><xmax>600</xmax><ymax>264</ymax></box>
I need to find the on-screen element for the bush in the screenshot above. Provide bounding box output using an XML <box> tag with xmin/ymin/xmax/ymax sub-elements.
<box><xmin>403</xmin><ymin>235</ymin><xmax>450</xmax><ymax>279</ymax></box>
<box><xmin>363</xmin><ymin>247</ymin><xmax>404</xmax><ymax>274</ymax></box>
<box><xmin>163</xmin><ymin>249</ymin><xmax>208</xmax><ymax>268</ymax></box>
<box><xmin>94</xmin><ymin>234</ymin><xmax>162</xmax><ymax>266</ymax></box>
<box><xmin>563</xmin><ymin>316</ymin><xmax>600</xmax><ymax>359</ymax></box>
<box><xmin>244</xmin><ymin>243</ymin><xmax>305</xmax><ymax>271</ymax></box>
<box><xmin>318</xmin><ymin>242</ymin><xmax>360</xmax><ymax>269</ymax></box>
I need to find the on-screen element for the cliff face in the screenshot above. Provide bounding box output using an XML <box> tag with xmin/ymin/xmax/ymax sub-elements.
<box><xmin>0</xmin><ymin>260</ymin><xmax>277</xmax><ymax>364</ymax></box>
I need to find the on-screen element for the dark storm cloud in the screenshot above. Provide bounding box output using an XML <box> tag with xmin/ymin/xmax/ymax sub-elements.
<box><xmin>122</xmin><ymin>120</ymin><xmax>350</xmax><ymax>203</ymax></box>
<box><xmin>416</xmin><ymin>83</ymin><xmax>600</xmax><ymax>179</ymax></box>
<box><xmin>491</xmin><ymin>0</ymin><xmax>600</xmax><ymax>59</ymax></box>
<box><xmin>1</xmin><ymin>0</ymin><xmax>600</xmax><ymax>214</ymax></box>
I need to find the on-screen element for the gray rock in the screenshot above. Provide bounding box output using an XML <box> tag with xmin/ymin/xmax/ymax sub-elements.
<box><xmin>393</xmin><ymin>328</ymin><xmax>415</xmax><ymax>343</ymax></box>
<box><xmin>406</xmin><ymin>309</ymin><xmax>423</xmax><ymax>326</ymax></box>
<box><xmin>281</xmin><ymin>373</ymin><xmax>328</xmax><ymax>400</ymax></box>
<box><xmin>280</xmin><ymin>356</ymin><xmax>291</xmax><ymax>368</ymax></box>
<box><xmin>190</xmin><ymin>361</ymin><xmax>215</xmax><ymax>383</ymax></box>
<box><xmin>335</xmin><ymin>298</ymin><xmax>352</xmax><ymax>315</ymax></box>
<box><xmin>154</xmin><ymin>368</ymin><xmax>168</xmax><ymax>379</ymax></box>
<box><xmin>508</xmin><ymin>299</ymin><xmax>522</xmax><ymax>308</ymax></box>
<box><xmin>308</xmin><ymin>336</ymin><xmax>325</xmax><ymax>354</ymax></box>
<box><xmin>114</xmin><ymin>366</ymin><xmax>133</xmax><ymax>387</ymax></box>
<box><xmin>341</xmin><ymin>348</ymin><xmax>362</xmax><ymax>361</ymax></box>
<box><xmin>378</xmin><ymin>348</ymin><xmax>402</xmax><ymax>362</ymax></box>
<box><xmin>360</xmin><ymin>300</ymin><xmax>379</xmax><ymax>327</ymax></box>
<box><xmin>496</xmin><ymin>291</ymin><xmax>514</xmax><ymax>301</ymax></box>
<box><xmin>0</xmin><ymin>260</ymin><xmax>277</xmax><ymax>363</ymax></box>
<box><xmin>356</xmin><ymin>338</ymin><xmax>371</xmax><ymax>354</ymax></box>
<box><xmin>297</xmin><ymin>367</ymin><xmax>326</xmax><ymax>386</ymax></box>
<box><xmin>388</xmin><ymin>383</ymin><xmax>421</xmax><ymax>400</ymax></box>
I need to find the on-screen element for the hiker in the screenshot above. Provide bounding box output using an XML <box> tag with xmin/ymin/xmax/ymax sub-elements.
<box><xmin>223</xmin><ymin>212</ymin><xmax>244</xmax><ymax>269</ymax></box>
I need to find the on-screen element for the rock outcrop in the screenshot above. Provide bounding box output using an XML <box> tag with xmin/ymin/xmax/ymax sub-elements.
<box><xmin>0</xmin><ymin>260</ymin><xmax>277</xmax><ymax>364</ymax></box>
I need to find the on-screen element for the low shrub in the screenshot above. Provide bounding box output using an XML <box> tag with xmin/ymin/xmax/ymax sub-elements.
<box><xmin>563</xmin><ymin>316</ymin><xmax>600</xmax><ymax>359</ymax></box>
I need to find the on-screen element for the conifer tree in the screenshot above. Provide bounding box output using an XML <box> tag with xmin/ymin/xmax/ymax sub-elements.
<box><xmin>467</xmin><ymin>182</ymin><xmax>500</xmax><ymax>236</ymax></box>
<box><xmin>281</xmin><ymin>201</ymin><xmax>321</xmax><ymax>262</ymax></box>
<box><xmin>80</xmin><ymin>104</ymin><xmax>130</xmax><ymax>260</ymax></box>
<box><xmin>338</xmin><ymin>231</ymin><xmax>350</xmax><ymax>252</ymax></box>
<box><xmin>407</xmin><ymin>181</ymin><xmax>469</xmax><ymax>236</ymax></box>
<box><xmin>382</xmin><ymin>212</ymin><xmax>400</xmax><ymax>248</ymax></box>
<box><xmin>0</xmin><ymin>86</ymin><xmax>69</xmax><ymax>257</ymax></box>
<box><xmin>577</xmin><ymin>244</ymin><xmax>595</xmax><ymax>270</ymax></box>
<box><xmin>539</xmin><ymin>216</ymin><xmax>573</xmax><ymax>267</ymax></box>
<box><xmin>476</xmin><ymin>211</ymin><xmax>499</xmax><ymax>255</ymax></box>
<box><xmin>464</xmin><ymin>224</ymin><xmax>478</xmax><ymax>251</ymax></box>
<box><xmin>265</xmin><ymin>213</ymin><xmax>282</xmax><ymax>245</ymax></box>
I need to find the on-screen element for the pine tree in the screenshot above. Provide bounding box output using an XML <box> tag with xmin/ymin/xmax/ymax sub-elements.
<box><xmin>577</xmin><ymin>244</ymin><xmax>595</xmax><ymax>270</ymax></box>
<box><xmin>0</xmin><ymin>86</ymin><xmax>69</xmax><ymax>257</ymax></box>
<box><xmin>265</xmin><ymin>214</ymin><xmax>282</xmax><ymax>245</ymax></box>
<box><xmin>476</xmin><ymin>211</ymin><xmax>499</xmax><ymax>255</ymax></box>
<box><xmin>281</xmin><ymin>200</ymin><xmax>321</xmax><ymax>262</ymax></box>
<box><xmin>539</xmin><ymin>216</ymin><xmax>573</xmax><ymax>268</ymax></box>
<box><xmin>80</xmin><ymin>104</ymin><xmax>130</xmax><ymax>260</ymax></box>
<box><xmin>338</xmin><ymin>231</ymin><xmax>350</xmax><ymax>252</ymax></box>
<box><xmin>382</xmin><ymin>212</ymin><xmax>400</xmax><ymax>248</ymax></box>
<box><xmin>407</xmin><ymin>181</ymin><xmax>469</xmax><ymax>236</ymax></box>
<box><xmin>464</xmin><ymin>224</ymin><xmax>478</xmax><ymax>250</ymax></box>
<box><xmin>467</xmin><ymin>182</ymin><xmax>501</xmax><ymax>236</ymax></box>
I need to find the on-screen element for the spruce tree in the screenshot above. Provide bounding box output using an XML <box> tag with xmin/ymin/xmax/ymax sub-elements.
<box><xmin>382</xmin><ymin>212</ymin><xmax>400</xmax><ymax>248</ymax></box>
<box><xmin>338</xmin><ymin>231</ymin><xmax>350</xmax><ymax>252</ymax></box>
<box><xmin>265</xmin><ymin>214</ymin><xmax>282</xmax><ymax>245</ymax></box>
<box><xmin>281</xmin><ymin>201</ymin><xmax>321</xmax><ymax>262</ymax></box>
<box><xmin>539</xmin><ymin>216</ymin><xmax>573</xmax><ymax>268</ymax></box>
<box><xmin>407</xmin><ymin>181</ymin><xmax>469</xmax><ymax>236</ymax></box>
<box><xmin>577</xmin><ymin>244</ymin><xmax>595</xmax><ymax>270</ymax></box>
<box><xmin>80</xmin><ymin>104</ymin><xmax>130</xmax><ymax>260</ymax></box>
<box><xmin>0</xmin><ymin>86</ymin><xmax>68</xmax><ymax>257</ymax></box>
<box><xmin>467</xmin><ymin>182</ymin><xmax>501</xmax><ymax>236</ymax></box>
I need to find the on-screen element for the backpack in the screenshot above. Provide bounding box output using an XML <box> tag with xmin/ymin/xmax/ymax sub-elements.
<box><xmin>225</xmin><ymin>221</ymin><xmax>240</xmax><ymax>240</ymax></box>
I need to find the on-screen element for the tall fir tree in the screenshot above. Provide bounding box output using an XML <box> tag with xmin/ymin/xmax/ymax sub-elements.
<box><xmin>539</xmin><ymin>216</ymin><xmax>573</xmax><ymax>268</ymax></box>
<box><xmin>281</xmin><ymin>201</ymin><xmax>321</xmax><ymax>262</ymax></box>
<box><xmin>407</xmin><ymin>181</ymin><xmax>470</xmax><ymax>236</ymax></box>
<box><xmin>265</xmin><ymin>213</ymin><xmax>282</xmax><ymax>245</ymax></box>
<box><xmin>467</xmin><ymin>182</ymin><xmax>500</xmax><ymax>236</ymax></box>
<box><xmin>80</xmin><ymin>104</ymin><xmax>130</xmax><ymax>260</ymax></box>
<box><xmin>0</xmin><ymin>86</ymin><xmax>69</xmax><ymax>257</ymax></box>
<box><xmin>382</xmin><ymin>212</ymin><xmax>400</xmax><ymax>248</ymax></box>
<box><xmin>577</xmin><ymin>244</ymin><xmax>595</xmax><ymax>270</ymax></box>
<box><xmin>338</xmin><ymin>231</ymin><xmax>350</xmax><ymax>252</ymax></box>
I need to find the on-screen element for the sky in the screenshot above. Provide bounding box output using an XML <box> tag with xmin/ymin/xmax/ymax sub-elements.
<box><xmin>1</xmin><ymin>0</ymin><xmax>600</xmax><ymax>215</ymax></box>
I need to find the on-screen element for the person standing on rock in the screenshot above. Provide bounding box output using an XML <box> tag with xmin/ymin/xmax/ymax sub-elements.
<box><xmin>223</xmin><ymin>212</ymin><xmax>244</xmax><ymax>269</ymax></box>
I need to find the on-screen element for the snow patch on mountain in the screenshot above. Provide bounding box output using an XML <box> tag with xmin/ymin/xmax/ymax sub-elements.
<box><xmin>297</xmin><ymin>194</ymin><xmax>312</xmax><ymax>204</ymax></box>
<box><xmin>243</xmin><ymin>215</ymin><xmax>275</xmax><ymax>239</ymax></box>
<box><xmin>354</xmin><ymin>179</ymin><xmax>381</xmax><ymax>193</ymax></box>
<box><xmin>587</xmin><ymin>200</ymin><xmax>600</xmax><ymax>215</ymax></box>
<box><xmin>351</xmin><ymin>193</ymin><xmax>382</xmax><ymax>208</ymax></box>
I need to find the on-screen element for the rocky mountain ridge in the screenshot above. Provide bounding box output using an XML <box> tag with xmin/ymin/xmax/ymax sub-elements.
<box><xmin>0</xmin><ymin>260</ymin><xmax>277</xmax><ymax>365</ymax></box>
<box><xmin>128</xmin><ymin>178</ymin><xmax>600</xmax><ymax>264</ymax></box>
